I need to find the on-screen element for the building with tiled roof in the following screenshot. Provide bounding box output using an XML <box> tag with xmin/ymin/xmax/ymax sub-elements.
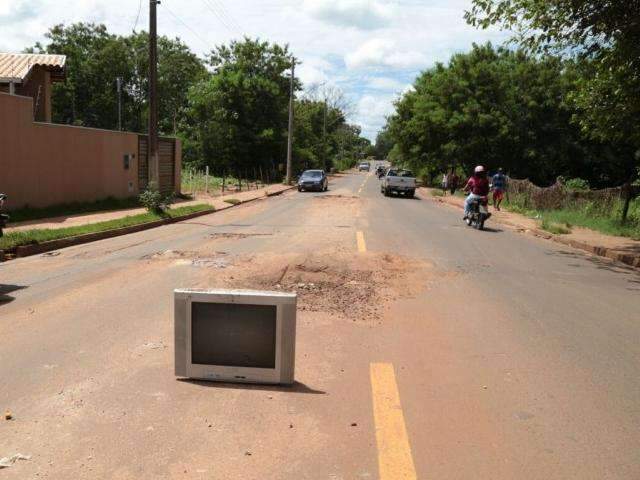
<box><xmin>0</xmin><ymin>53</ymin><xmax>67</xmax><ymax>122</ymax></box>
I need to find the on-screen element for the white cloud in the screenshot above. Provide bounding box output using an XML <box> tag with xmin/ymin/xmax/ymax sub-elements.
<box><xmin>354</xmin><ymin>94</ymin><xmax>397</xmax><ymax>140</ymax></box>
<box><xmin>345</xmin><ymin>38</ymin><xmax>428</xmax><ymax>70</ymax></box>
<box><xmin>303</xmin><ymin>0</ymin><xmax>397</xmax><ymax>30</ymax></box>
<box><xmin>297</xmin><ymin>56</ymin><xmax>333</xmax><ymax>87</ymax></box>
<box><xmin>402</xmin><ymin>84</ymin><xmax>415</xmax><ymax>95</ymax></box>
<box><xmin>366</xmin><ymin>77</ymin><xmax>406</xmax><ymax>91</ymax></box>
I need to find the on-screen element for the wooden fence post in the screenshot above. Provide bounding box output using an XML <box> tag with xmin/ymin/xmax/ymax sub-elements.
<box><xmin>621</xmin><ymin>182</ymin><xmax>632</xmax><ymax>224</ymax></box>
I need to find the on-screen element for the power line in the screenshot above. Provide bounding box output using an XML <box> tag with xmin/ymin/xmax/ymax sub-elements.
<box><xmin>210</xmin><ymin>0</ymin><xmax>244</xmax><ymax>34</ymax></box>
<box><xmin>132</xmin><ymin>0</ymin><xmax>142</xmax><ymax>33</ymax></box>
<box><xmin>210</xmin><ymin>0</ymin><xmax>243</xmax><ymax>34</ymax></box>
<box><xmin>200</xmin><ymin>0</ymin><xmax>240</xmax><ymax>37</ymax></box>
<box><xmin>162</xmin><ymin>3</ymin><xmax>214</xmax><ymax>51</ymax></box>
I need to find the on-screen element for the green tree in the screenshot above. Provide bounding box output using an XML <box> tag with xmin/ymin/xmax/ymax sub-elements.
<box><xmin>180</xmin><ymin>38</ymin><xmax>296</xmax><ymax>177</ymax></box>
<box><xmin>28</xmin><ymin>23</ymin><xmax>127</xmax><ymax>128</ymax></box>
<box><xmin>374</xmin><ymin>125</ymin><xmax>394</xmax><ymax>159</ymax></box>
<box><xmin>29</xmin><ymin>23</ymin><xmax>206</xmax><ymax>134</ymax></box>
<box><xmin>385</xmin><ymin>43</ymin><xmax>635</xmax><ymax>186</ymax></box>
<box><xmin>292</xmin><ymin>98</ymin><xmax>369</xmax><ymax>172</ymax></box>
<box><xmin>465</xmin><ymin>0</ymin><xmax>640</xmax><ymax>151</ymax></box>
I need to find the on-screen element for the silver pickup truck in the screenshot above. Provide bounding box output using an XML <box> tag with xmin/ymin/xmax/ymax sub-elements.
<box><xmin>381</xmin><ymin>168</ymin><xmax>416</xmax><ymax>198</ymax></box>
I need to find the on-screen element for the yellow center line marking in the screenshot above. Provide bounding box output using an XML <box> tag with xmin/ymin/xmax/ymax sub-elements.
<box><xmin>370</xmin><ymin>363</ymin><xmax>417</xmax><ymax>480</ymax></box>
<box><xmin>356</xmin><ymin>231</ymin><xmax>367</xmax><ymax>253</ymax></box>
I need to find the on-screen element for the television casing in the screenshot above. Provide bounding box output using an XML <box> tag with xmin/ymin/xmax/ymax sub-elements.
<box><xmin>174</xmin><ymin>288</ymin><xmax>297</xmax><ymax>385</ymax></box>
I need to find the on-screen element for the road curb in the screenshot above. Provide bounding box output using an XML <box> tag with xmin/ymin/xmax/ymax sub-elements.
<box><xmin>425</xmin><ymin>191</ymin><xmax>640</xmax><ymax>269</ymax></box>
<box><xmin>2</xmin><ymin>186</ymin><xmax>295</xmax><ymax>262</ymax></box>
<box><xmin>10</xmin><ymin>207</ymin><xmax>215</xmax><ymax>259</ymax></box>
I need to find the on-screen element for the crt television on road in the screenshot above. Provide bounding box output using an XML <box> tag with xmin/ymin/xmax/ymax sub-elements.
<box><xmin>174</xmin><ymin>289</ymin><xmax>297</xmax><ymax>385</ymax></box>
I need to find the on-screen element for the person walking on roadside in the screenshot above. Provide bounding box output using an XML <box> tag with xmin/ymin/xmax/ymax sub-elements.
<box><xmin>441</xmin><ymin>172</ymin><xmax>448</xmax><ymax>195</ymax></box>
<box><xmin>491</xmin><ymin>167</ymin><xmax>507</xmax><ymax>211</ymax></box>
<box><xmin>448</xmin><ymin>169</ymin><xmax>459</xmax><ymax>195</ymax></box>
<box><xmin>463</xmin><ymin>166</ymin><xmax>490</xmax><ymax>220</ymax></box>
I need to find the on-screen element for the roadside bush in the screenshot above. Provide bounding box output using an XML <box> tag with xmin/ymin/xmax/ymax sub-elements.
<box><xmin>541</xmin><ymin>219</ymin><xmax>571</xmax><ymax>235</ymax></box>
<box><xmin>139</xmin><ymin>182</ymin><xmax>174</xmax><ymax>214</ymax></box>
<box><xmin>224</xmin><ymin>198</ymin><xmax>241</xmax><ymax>205</ymax></box>
<box><xmin>564</xmin><ymin>178</ymin><xmax>591</xmax><ymax>191</ymax></box>
<box><xmin>334</xmin><ymin>157</ymin><xmax>357</xmax><ymax>172</ymax></box>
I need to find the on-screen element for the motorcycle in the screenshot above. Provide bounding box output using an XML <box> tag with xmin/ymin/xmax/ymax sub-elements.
<box><xmin>465</xmin><ymin>196</ymin><xmax>491</xmax><ymax>230</ymax></box>
<box><xmin>0</xmin><ymin>194</ymin><xmax>9</xmax><ymax>238</ymax></box>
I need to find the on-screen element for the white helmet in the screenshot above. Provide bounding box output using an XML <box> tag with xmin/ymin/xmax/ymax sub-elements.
<box><xmin>474</xmin><ymin>165</ymin><xmax>485</xmax><ymax>174</ymax></box>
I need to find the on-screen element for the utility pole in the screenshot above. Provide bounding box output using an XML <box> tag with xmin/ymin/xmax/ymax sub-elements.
<box><xmin>285</xmin><ymin>58</ymin><xmax>295</xmax><ymax>185</ymax></box>
<box><xmin>148</xmin><ymin>0</ymin><xmax>160</xmax><ymax>188</ymax></box>
<box><xmin>116</xmin><ymin>76</ymin><xmax>122</xmax><ymax>131</ymax></box>
<box><xmin>322</xmin><ymin>99</ymin><xmax>327</xmax><ymax>171</ymax></box>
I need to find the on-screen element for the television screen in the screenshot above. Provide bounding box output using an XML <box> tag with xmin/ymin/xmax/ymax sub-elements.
<box><xmin>191</xmin><ymin>302</ymin><xmax>277</xmax><ymax>369</ymax></box>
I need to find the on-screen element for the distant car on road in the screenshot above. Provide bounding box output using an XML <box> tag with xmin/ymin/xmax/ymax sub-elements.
<box><xmin>297</xmin><ymin>170</ymin><xmax>328</xmax><ymax>192</ymax></box>
<box><xmin>358</xmin><ymin>162</ymin><xmax>371</xmax><ymax>172</ymax></box>
<box><xmin>381</xmin><ymin>168</ymin><xmax>416</xmax><ymax>198</ymax></box>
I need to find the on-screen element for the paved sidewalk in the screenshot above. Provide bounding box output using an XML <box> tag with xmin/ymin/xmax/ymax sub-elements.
<box><xmin>6</xmin><ymin>183</ymin><xmax>292</xmax><ymax>233</ymax></box>
<box><xmin>421</xmin><ymin>187</ymin><xmax>640</xmax><ymax>268</ymax></box>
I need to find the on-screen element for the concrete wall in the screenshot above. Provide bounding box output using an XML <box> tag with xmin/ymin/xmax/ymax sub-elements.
<box><xmin>1</xmin><ymin>92</ymin><xmax>177</xmax><ymax>210</ymax></box>
<box><xmin>0</xmin><ymin>66</ymin><xmax>52</xmax><ymax>122</ymax></box>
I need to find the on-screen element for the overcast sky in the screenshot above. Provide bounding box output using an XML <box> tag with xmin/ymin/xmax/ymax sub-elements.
<box><xmin>0</xmin><ymin>0</ymin><xmax>508</xmax><ymax>140</ymax></box>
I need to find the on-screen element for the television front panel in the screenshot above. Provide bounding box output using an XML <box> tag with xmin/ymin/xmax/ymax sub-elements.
<box><xmin>175</xmin><ymin>289</ymin><xmax>297</xmax><ymax>385</ymax></box>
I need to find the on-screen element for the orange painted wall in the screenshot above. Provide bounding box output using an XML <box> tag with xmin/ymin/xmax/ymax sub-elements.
<box><xmin>0</xmin><ymin>92</ymin><xmax>180</xmax><ymax>210</ymax></box>
<box><xmin>0</xmin><ymin>66</ymin><xmax>52</xmax><ymax>122</ymax></box>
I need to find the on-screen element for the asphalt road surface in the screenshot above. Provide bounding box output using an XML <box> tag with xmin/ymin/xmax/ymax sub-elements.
<box><xmin>1</xmin><ymin>171</ymin><xmax>639</xmax><ymax>479</ymax></box>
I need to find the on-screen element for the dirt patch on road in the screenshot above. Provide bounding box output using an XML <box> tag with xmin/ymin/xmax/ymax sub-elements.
<box><xmin>312</xmin><ymin>194</ymin><xmax>359</xmax><ymax>201</ymax></box>
<box><xmin>208</xmin><ymin>232</ymin><xmax>273</xmax><ymax>240</ymax></box>
<box><xmin>190</xmin><ymin>251</ymin><xmax>431</xmax><ymax>322</ymax></box>
<box><xmin>142</xmin><ymin>249</ymin><xmax>232</xmax><ymax>268</ymax></box>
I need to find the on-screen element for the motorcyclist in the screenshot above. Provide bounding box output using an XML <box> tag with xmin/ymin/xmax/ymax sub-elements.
<box><xmin>463</xmin><ymin>166</ymin><xmax>490</xmax><ymax>220</ymax></box>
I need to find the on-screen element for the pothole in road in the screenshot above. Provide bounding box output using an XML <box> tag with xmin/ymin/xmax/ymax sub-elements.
<box><xmin>142</xmin><ymin>249</ymin><xmax>199</xmax><ymax>260</ymax></box>
<box><xmin>210</xmin><ymin>251</ymin><xmax>431</xmax><ymax>322</ymax></box>
<box><xmin>313</xmin><ymin>194</ymin><xmax>359</xmax><ymax>200</ymax></box>
<box><xmin>208</xmin><ymin>232</ymin><xmax>273</xmax><ymax>239</ymax></box>
<box><xmin>141</xmin><ymin>249</ymin><xmax>232</xmax><ymax>268</ymax></box>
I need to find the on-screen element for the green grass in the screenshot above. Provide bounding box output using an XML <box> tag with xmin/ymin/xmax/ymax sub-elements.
<box><xmin>430</xmin><ymin>189</ymin><xmax>445</xmax><ymax>197</ymax></box>
<box><xmin>223</xmin><ymin>198</ymin><xmax>241</xmax><ymax>205</ymax></box>
<box><xmin>503</xmin><ymin>196</ymin><xmax>640</xmax><ymax>240</ymax></box>
<box><xmin>181</xmin><ymin>170</ymin><xmax>267</xmax><ymax>194</ymax></box>
<box><xmin>7</xmin><ymin>197</ymin><xmax>141</xmax><ymax>223</ymax></box>
<box><xmin>540</xmin><ymin>218</ymin><xmax>572</xmax><ymax>235</ymax></box>
<box><xmin>0</xmin><ymin>204</ymin><xmax>214</xmax><ymax>251</ymax></box>
<box><xmin>538</xmin><ymin>208</ymin><xmax>640</xmax><ymax>239</ymax></box>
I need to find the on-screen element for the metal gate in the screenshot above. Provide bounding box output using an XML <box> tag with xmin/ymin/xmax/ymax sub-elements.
<box><xmin>138</xmin><ymin>136</ymin><xmax>176</xmax><ymax>194</ymax></box>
